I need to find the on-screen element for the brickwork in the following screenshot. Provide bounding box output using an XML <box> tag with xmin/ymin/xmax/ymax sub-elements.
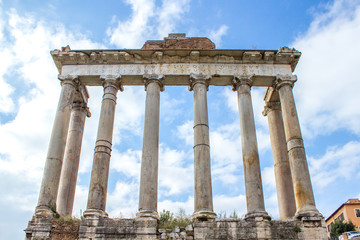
<box><xmin>142</xmin><ymin>34</ymin><xmax>215</xmax><ymax>49</ymax></box>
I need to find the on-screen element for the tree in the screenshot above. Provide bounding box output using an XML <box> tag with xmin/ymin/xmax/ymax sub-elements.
<box><xmin>330</xmin><ymin>219</ymin><xmax>356</xmax><ymax>238</ymax></box>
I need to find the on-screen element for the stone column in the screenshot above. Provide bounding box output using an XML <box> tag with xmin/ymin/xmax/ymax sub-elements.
<box><xmin>232</xmin><ymin>75</ymin><xmax>269</xmax><ymax>220</ymax></box>
<box><xmin>263</xmin><ymin>100</ymin><xmax>296</xmax><ymax>219</ymax></box>
<box><xmin>189</xmin><ymin>73</ymin><xmax>216</xmax><ymax>220</ymax></box>
<box><xmin>84</xmin><ymin>75</ymin><xmax>121</xmax><ymax>218</ymax></box>
<box><xmin>275</xmin><ymin>74</ymin><xmax>321</xmax><ymax>218</ymax></box>
<box><xmin>57</xmin><ymin>100</ymin><xmax>91</xmax><ymax>217</ymax></box>
<box><xmin>137</xmin><ymin>74</ymin><xmax>163</xmax><ymax>219</ymax></box>
<box><xmin>35</xmin><ymin>75</ymin><xmax>78</xmax><ymax>217</ymax></box>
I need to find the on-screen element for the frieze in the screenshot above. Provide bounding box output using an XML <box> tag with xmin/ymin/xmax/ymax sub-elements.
<box><xmin>62</xmin><ymin>63</ymin><xmax>291</xmax><ymax>76</ymax></box>
<box><xmin>61</xmin><ymin>63</ymin><xmax>292</xmax><ymax>87</ymax></box>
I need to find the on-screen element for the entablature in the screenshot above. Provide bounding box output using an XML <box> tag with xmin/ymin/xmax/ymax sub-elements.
<box><xmin>52</xmin><ymin>47</ymin><xmax>300</xmax><ymax>73</ymax></box>
<box><xmin>52</xmin><ymin>47</ymin><xmax>300</xmax><ymax>87</ymax></box>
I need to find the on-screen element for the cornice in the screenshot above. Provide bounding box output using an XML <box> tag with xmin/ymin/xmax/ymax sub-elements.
<box><xmin>51</xmin><ymin>47</ymin><xmax>301</xmax><ymax>74</ymax></box>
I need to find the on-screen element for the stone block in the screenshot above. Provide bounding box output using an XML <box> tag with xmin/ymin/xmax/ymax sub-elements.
<box><xmin>142</xmin><ymin>34</ymin><xmax>215</xmax><ymax>50</ymax></box>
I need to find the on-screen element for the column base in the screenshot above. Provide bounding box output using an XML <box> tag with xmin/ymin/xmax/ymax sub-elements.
<box><xmin>136</xmin><ymin>210</ymin><xmax>159</xmax><ymax>220</ymax></box>
<box><xmin>244</xmin><ymin>210</ymin><xmax>271</xmax><ymax>221</ymax></box>
<box><xmin>295</xmin><ymin>205</ymin><xmax>323</xmax><ymax>220</ymax></box>
<box><xmin>192</xmin><ymin>210</ymin><xmax>216</xmax><ymax>221</ymax></box>
<box><xmin>83</xmin><ymin>209</ymin><xmax>108</xmax><ymax>218</ymax></box>
<box><xmin>34</xmin><ymin>205</ymin><xmax>56</xmax><ymax>218</ymax></box>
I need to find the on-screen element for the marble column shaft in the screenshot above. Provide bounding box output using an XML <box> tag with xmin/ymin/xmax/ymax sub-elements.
<box><xmin>36</xmin><ymin>75</ymin><xmax>77</xmax><ymax>216</ymax></box>
<box><xmin>190</xmin><ymin>74</ymin><xmax>215</xmax><ymax>220</ymax></box>
<box><xmin>233</xmin><ymin>76</ymin><xmax>268</xmax><ymax>219</ymax></box>
<box><xmin>57</xmin><ymin>102</ymin><xmax>90</xmax><ymax>216</ymax></box>
<box><xmin>138</xmin><ymin>74</ymin><xmax>163</xmax><ymax>219</ymax></box>
<box><xmin>263</xmin><ymin>101</ymin><xmax>296</xmax><ymax>219</ymax></box>
<box><xmin>85</xmin><ymin>75</ymin><xmax>120</xmax><ymax>217</ymax></box>
<box><xmin>275</xmin><ymin>75</ymin><xmax>320</xmax><ymax>218</ymax></box>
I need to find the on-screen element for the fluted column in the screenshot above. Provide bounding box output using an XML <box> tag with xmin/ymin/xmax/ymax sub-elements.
<box><xmin>137</xmin><ymin>74</ymin><xmax>163</xmax><ymax>219</ymax></box>
<box><xmin>263</xmin><ymin>100</ymin><xmax>296</xmax><ymax>219</ymax></box>
<box><xmin>189</xmin><ymin>73</ymin><xmax>216</xmax><ymax>221</ymax></box>
<box><xmin>232</xmin><ymin>75</ymin><xmax>269</xmax><ymax>220</ymax></box>
<box><xmin>35</xmin><ymin>75</ymin><xmax>78</xmax><ymax>217</ymax></box>
<box><xmin>84</xmin><ymin>75</ymin><xmax>121</xmax><ymax>218</ymax></box>
<box><xmin>57</xmin><ymin>101</ymin><xmax>91</xmax><ymax>217</ymax></box>
<box><xmin>275</xmin><ymin>75</ymin><xmax>321</xmax><ymax>218</ymax></box>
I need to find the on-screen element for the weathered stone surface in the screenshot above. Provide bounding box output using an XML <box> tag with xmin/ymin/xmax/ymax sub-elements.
<box><xmin>61</xmin><ymin>63</ymin><xmax>293</xmax><ymax>87</ymax></box>
<box><xmin>35</xmin><ymin>76</ymin><xmax>77</xmax><ymax>217</ymax></box>
<box><xmin>263</xmin><ymin>98</ymin><xmax>296</xmax><ymax>219</ymax></box>
<box><xmin>233</xmin><ymin>76</ymin><xmax>268</xmax><ymax>220</ymax></box>
<box><xmin>138</xmin><ymin>75</ymin><xmax>163</xmax><ymax>219</ymax></box>
<box><xmin>57</xmin><ymin>102</ymin><xmax>89</xmax><ymax>217</ymax></box>
<box><xmin>26</xmin><ymin>217</ymin><xmax>327</xmax><ymax>239</ymax></box>
<box><xmin>275</xmin><ymin>75</ymin><xmax>321</xmax><ymax>219</ymax></box>
<box><xmin>50</xmin><ymin>219</ymin><xmax>80</xmax><ymax>240</ymax></box>
<box><xmin>85</xmin><ymin>76</ymin><xmax>120</xmax><ymax>218</ymax></box>
<box><xmin>190</xmin><ymin>74</ymin><xmax>216</xmax><ymax>220</ymax></box>
<box><xmin>142</xmin><ymin>34</ymin><xmax>215</xmax><ymax>49</ymax></box>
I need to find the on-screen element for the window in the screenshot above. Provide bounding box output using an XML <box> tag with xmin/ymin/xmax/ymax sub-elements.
<box><xmin>336</xmin><ymin>213</ymin><xmax>345</xmax><ymax>221</ymax></box>
<box><xmin>327</xmin><ymin>224</ymin><xmax>332</xmax><ymax>232</ymax></box>
<box><xmin>355</xmin><ymin>209</ymin><xmax>360</xmax><ymax>218</ymax></box>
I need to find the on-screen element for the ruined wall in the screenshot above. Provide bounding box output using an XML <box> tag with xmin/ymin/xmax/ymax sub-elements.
<box><xmin>26</xmin><ymin>217</ymin><xmax>327</xmax><ymax>240</ymax></box>
<box><xmin>141</xmin><ymin>34</ymin><xmax>215</xmax><ymax>49</ymax></box>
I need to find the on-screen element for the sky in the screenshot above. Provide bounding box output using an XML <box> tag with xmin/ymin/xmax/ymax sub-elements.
<box><xmin>0</xmin><ymin>0</ymin><xmax>360</xmax><ymax>239</ymax></box>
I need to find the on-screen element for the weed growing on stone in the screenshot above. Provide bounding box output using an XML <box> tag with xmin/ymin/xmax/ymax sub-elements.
<box><xmin>293</xmin><ymin>225</ymin><xmax>301</xmax><ymax>233</ymax></box>
<box><xmin>54</xmin><ymin>215</ymin><xmax>81</xmax><ymax>222</ymax></box>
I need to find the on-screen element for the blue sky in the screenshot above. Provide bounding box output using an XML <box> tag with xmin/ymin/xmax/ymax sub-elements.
<box><xmin>1</xmin><ymin>0</ymin><xmax>360</xmax><ymax>239</ymax></box>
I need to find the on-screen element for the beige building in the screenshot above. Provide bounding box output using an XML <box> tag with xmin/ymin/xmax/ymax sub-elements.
<box><xmin>326</xmin><ymin>199</ymin><xmax>360</xmax><ymax>237</ymax></box>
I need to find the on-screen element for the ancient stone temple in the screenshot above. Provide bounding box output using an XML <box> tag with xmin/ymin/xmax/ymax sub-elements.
<box><xmin>25</xmin><ymin>34</ymin><xmax>327</xmax><ymax>239</ymax></box>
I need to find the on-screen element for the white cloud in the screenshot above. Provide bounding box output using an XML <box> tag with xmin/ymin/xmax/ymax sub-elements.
<box><xmin>309</xmin><ymin>141</ymin><xmax>360</xmax><ymax>189</ymax></box>
<box><xmin>107</xmin><ymin>0</ymin><xmax>155</xmax><ymax>48</ymax></box>
<box><xmin>107</xmin><ymin>0</ymin><xmax>191</xmax><ymax>48</ymax></box>
<box><xmin>160</xmin><ymin>91</ymin><xmax>186</xmax><ymax>124</ymax></box>
<box><xmin>72</xmin><ymin>185</ymin><xmax>89</xmax><ymax>218</ymax></box>
<box><xmin>0</xmin><ymin>9</ymin><xmax>104</xmax><ymax>237</ymax></box>
<box><xmin>264</xmin><ymin>192</ymin><xmax>279</xmax><ymax>219</ymax></box>
<box><xmin>208</xmin><ymin>24</ymin><xmax>228</xmax><ymax>48</ymax></box>
<box><xmin>158</xmin><ymin>146</ymin><xmax>193</xmax><ymax>196</ymax></box>
<box><xmin>111</xmin><ymin>149</ymin><xmax>142</xmax><ymax>178</ymax></box>
<box><xmin>261</xmin><ymin>166</ymin><xmax>276</xmax><ymax>189</ymax></box>
<box><xmin>292</xmin><ymin>0</ymin><xmax>360</xmax><ymax>137</ymax></box>
<box><xmin>107</xmin><ymin>181</ymin><xmax>139</xmax><ymax>217</ymax></box>
<box><xmin>210</xmin><ymin>122</ymin><xmax>242</xmax><ymax>185</ymax></box>
<box><xmin>213</xmin><ymin>194</ymin><xmax>246</xmax><ymax>217</ymax></box>
<box><xmin>176</xmin><ymin>120</ymin><xmax>193</xmax><ymax>146</ymax></box>
<box><xmin>113</xmin><ymin>86</ymin><xmax>146</xmax><ymax>143</ymax></box>
<box><xmin>157</xmin><ymin>0</ymin><xmax>191</xmax><ymax>38</ymax></box>
<box><xmin>159</xmin><ymin>197</ymin><xmax>194</xmax><ymax>215</ymax></box>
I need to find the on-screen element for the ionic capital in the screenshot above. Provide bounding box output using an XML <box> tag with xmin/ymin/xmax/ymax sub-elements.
<box><xmin>78</xmin><ymin>84</ymin><xmax>90</xmax><ymax>104</ymax></box>
<box><xmin>143</xmin><ymin>74</ymin><xmax>164</xmax><ymax>91</ymax></box>
<box><xmin>100</xmin><ymin>74</ymin><xmax>123</xmax><ymax>91</ymax></box>
<box><xmin>72</xmin><ymin>102</ymin><xmax>91</xmax><ymax>117</ymax></box>
<box><xmin>262</xmin><ymin>101</ymin><xmax>281</xmax><ymax>116</ymax></box>
<box><xmin>58</xmin><ymin>74</ymin><xmax>79</xmax><ymax>87</ymax></box>
<box><xmin>274</xmin><ymin>74</ymin><xmax>297</xmax><ymax>90</ymax></box>
<box><xmin>188</xmin><ymin>73</ymin><xmax>211</xmax><ymax>91</ymax></box>
<box><xmin>232</xmin><ymin>74</ymin><xmax>255</xmax><ymax>91</ymax></box>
